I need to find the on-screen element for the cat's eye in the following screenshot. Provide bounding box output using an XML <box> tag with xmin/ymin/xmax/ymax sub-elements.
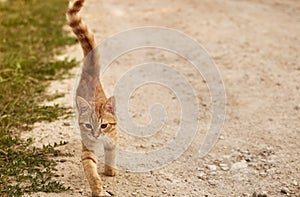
<box><xmin>100</xmin><ymin>124</ymin><xmax>107</xmax><ymax>129</ymax></box>
<box><xmin>85</xmin><ymin>124</ymin><xmax>93</xmax><ymax>129</ymax></box>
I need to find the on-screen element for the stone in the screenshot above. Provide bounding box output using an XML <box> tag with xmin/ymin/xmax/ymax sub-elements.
<box><xmin>259</xmin><ymin>172</ymin><xmax>268</xmax><ymax>177</ymax></box>
<box><xmin>197</xmin><ymin>171</ymin><xmax>207</xmax><ymax>180</ymax></box>
<box><xmin>207</xmin><ymin>164</ymin><xmax>217</xmax><ymax>171</ymax></box>
<box><xmin>208</xmin><ymin>180</ymin><xmax>218</xmax><ymax>185</ymax></box>
<box><xmin>231</xmin><ymin>161</ymin><xmax>248</xmax><ymax>171</ymax></box>
<box><xmin>280</xmin><ymin>187</ymin><xmax>290</xmax><ymax>194</ymax></box>
<box><xmin>219</xmin><ymin>163</ymin><xmax>229</xmax><ymax>171</ymax></box>
<box><xmin>63</xmin><ymin>122</ymin><xmax>71</xmax><ymax>126</ymax></box>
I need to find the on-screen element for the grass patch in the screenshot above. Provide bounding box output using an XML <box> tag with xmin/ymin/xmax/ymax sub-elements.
<box><xmin>0</xmin><ymin>0</ymin><xmax>78</xmax><ymax>195</ymax></box>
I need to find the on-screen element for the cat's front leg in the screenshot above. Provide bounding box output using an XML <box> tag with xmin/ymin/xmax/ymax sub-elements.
<box><xmin>104</xmin><ymin>145</ymin><xmax>118</xmax><ymax>176</ymax></box>
<box><xmin>82</xmin><ymin>144</ymin><xmax>105</xmax><ymax>196</ymax></box>
<box><xmin>103</xmin><ymin>134</ymin><xmax>118</xmax><ymax>176</ymax></box>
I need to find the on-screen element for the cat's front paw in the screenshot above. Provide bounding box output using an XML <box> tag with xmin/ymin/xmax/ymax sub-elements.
<box><xmin>104</xmin><ymin>165</ymin><xmax>118</xmax><ymax>176</ymax></box>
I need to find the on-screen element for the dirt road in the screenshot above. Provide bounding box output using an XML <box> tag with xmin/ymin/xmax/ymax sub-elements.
<box><xmin>25</xmin><ymin>0</ymin><xmax>300</xmax><ymax>196</ymax></box>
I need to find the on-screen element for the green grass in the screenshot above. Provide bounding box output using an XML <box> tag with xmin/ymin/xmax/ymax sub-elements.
<box><xmin>0</xmin><ymin>0</ymin><xmax>78</xmax><ymax>195</ymax></box>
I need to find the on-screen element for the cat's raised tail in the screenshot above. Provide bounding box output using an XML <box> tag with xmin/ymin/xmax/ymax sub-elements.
<box><xmin>66</xmin><ymin>0</ymin><xmax>95</xmax><ymax>57</ymax></box>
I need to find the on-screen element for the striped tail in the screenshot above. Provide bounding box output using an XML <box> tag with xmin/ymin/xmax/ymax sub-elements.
<box><xmin>66</xmin><ymin>0</ymin><xmax>95</xmax><ymax>57</ymax></box>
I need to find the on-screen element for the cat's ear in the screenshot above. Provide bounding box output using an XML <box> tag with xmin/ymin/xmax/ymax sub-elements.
<box><xmin>104</xmin><ymin>96</ymin><xmax>115</xmax><ymax>115</ymax></box>
<box><xmin>77</xmin><ymin>96</ymin><xmax>91</xmax><ymax>115</ymax></box>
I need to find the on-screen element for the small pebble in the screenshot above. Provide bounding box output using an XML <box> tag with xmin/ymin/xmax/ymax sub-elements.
<box><xmin>259</xmin><ymin>172</ymin><xmax>268</xmax><ymax>177</ymax></box>
<box><xmin>292</xmin><ymin>180</ymin><xmax>298</xmax><ymax>186</ymax></box>
<box><xmin>244</xmin><ymin>155</ymin><xmax>252</xmax><ymax>162</ymax></box>
<box><xmin>63</xmin><ymin>122</ymin><xmax>71</xmax><ymax>126</ymax></box>
<box><xmin>208</xmin><ymin>180</ymin><xmax>218</xmax><ymax>185</ymax></box>
<box><xmin>207</xmin><ymin>165</ymin><xmax>217</xmax><ymax>171</ymax></box>
<box><xmin>197</xmin><ymin>172</ymin><xmax>207</xmax><ymax>180</ymax></box>
<box><xmin>219</xmin><ymin>163</ymin><xmax>229</xmax><ymax>171</ymax></box>
<box><xmin>252</xmin><ymin>192</ymin><xmax>267</xmax><ymax>197</ymax></box>
<box><xmin>231</xmin><ymin>161</ymin><xmax>248</xmax><ymax>171</ymax></box>
<box><xmin>280</xmin><ymin>187</ymin><xmax>290</xmax><ymax>194</ymax></box>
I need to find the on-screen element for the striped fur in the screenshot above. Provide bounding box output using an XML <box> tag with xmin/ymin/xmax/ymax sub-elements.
<box><xmin>66</xmin><ymin>0</ymin><xmax>95</xmax><ymax>57</ymax></box>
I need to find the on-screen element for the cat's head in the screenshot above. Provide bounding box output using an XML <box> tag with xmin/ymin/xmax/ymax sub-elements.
<box><xmin>76</xmin><ymin>96</ymin><xmax>116</xmax><ymax>141</ymax></box>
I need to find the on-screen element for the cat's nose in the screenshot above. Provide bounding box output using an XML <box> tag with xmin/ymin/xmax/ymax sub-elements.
<box><xmin>93</xmin><ymin>131</ymin><xmax>101</xmax><ymax>138</ymax></box>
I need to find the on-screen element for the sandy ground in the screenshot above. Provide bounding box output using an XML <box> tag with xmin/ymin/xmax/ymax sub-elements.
<box><xmin>23</xmin><ymin>0</ymin><xmax>300</xmax><ymax>196</ymax></box>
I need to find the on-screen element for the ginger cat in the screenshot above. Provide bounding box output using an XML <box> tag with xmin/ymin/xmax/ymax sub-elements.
<box><xmin>67</xmin><ymin>0</ymin><xmax>118</xmax><ymax>196</ymax></box>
